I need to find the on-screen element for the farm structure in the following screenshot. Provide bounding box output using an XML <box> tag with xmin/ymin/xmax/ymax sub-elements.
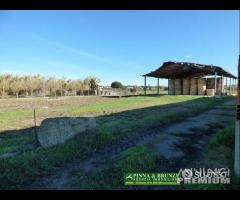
<box><xmin>143</xmin><ymin>61</ymin><xmax>237</xmax><ymax>96</ymax></box>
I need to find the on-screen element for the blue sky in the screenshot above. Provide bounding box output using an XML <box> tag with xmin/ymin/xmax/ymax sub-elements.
<box><xmin>0</xmin><ymin>10</ymin><xmax>238</xmax><ymax>86</ymax></box>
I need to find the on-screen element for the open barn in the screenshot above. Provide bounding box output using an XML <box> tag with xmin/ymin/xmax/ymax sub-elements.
<box><xmin>143</xmin><ymin>61</ymin><xmax>237</xmax><ymax>96</ymax></box>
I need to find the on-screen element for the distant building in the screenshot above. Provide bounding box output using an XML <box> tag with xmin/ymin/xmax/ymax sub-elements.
<box><xmin>143</xmin><ymin>61</ymin><xmax>237</xmax><ymax>96</ymax></box>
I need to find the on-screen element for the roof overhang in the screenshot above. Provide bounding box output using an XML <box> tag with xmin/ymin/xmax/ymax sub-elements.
<box><xmin>143</xmin><ymin>61</ymin><xmax>237</xmax><ymax>79</ymax></box>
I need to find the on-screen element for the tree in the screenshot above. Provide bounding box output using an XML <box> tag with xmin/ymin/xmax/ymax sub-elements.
<box><xmin>83</xmin><ymin>78</ymin><xmax>90</xmax><ymax>95</ymax></box>
<box><xmin>75</xmin><ymin>79</ymin><xmax>84</xmax><ymax>95</ymax></box>
<box><xmin>38</xmin><ymin>76</ymin><xmax>46</xmax><ymax>97</ymax></box>
<box><xmin>0</xmin><ymin>74</ymin><xmax>11</xmax><ymax>98</ymax></box>
<box><xmin>10</xmin><ymin>76</ymin><xmax>24</xmax><ymax>98</ymax></box>
<box><xmin>23</xmin><ymin>75</ymin><xmax>40</xmax><ymax>97</ymax></box>
<box><xmin>58</xmin><ymin>78</ymin><xmax>66</xmax><ymax>96</ymax></box>
<box><xmin>67</xmin><ymin>80</ymin><xmax>79</xmax><ymax>96</ymax></box>
<box><xmin>89</xmin><ymin>77</ymin><xmax>100</xmax><ymax>91</ymax></box>
<box><xmin>46</xmin><ymin>77</ymin><xmax>60</xmax><ymax>97</ymax></box>
<box><xmin>0</xmin><ymin>73</ymin><xmax>101</xmax><ymax>98</ymax></box>
<box><xmin>111</xmin><ymin>81</ymin><xmax>123</xmax><ymax>89</ymax></box>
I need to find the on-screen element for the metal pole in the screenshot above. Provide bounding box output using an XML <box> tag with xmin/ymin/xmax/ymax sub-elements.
<box><xmin>157</xmin><ymin>78</ymin><xmax>160</xmax><ymax>95</ymax></box>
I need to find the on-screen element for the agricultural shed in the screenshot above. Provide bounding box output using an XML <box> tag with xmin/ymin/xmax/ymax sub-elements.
<box><xmin>143</xmin><ymin>61</ymin><xmax>237</xmax><ymax>96</ymax></box>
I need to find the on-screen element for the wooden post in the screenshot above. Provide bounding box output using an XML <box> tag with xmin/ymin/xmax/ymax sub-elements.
<box><xmin>221</xmin><ymin>75</ymin><xmax>224</xmax><ymax>95</ymax></box>
<box><xmin>144</xmin><ymin>76</ymin><xmax>146</xmax><ymax>96</ymax></box>
<box><xmin>196</xmin><ymin>78</ymin><xmax>199</xmax><ymax>95</ymax></box>
<box><xmin>226</xmin><ymin>77</ymin><xmax>228</xmax><ymax>95</ymax></box>
<box><xmin>214</xmin><ymin>72</ymin><xmax>217</xmax><ymax>96</ymax></box>
<box><xmin>189</xmin><ymin>77</ymin><xmax>191</xmax><ymax>95</ymax></box>
<box><xmin>34</xmin><ymin>109</ymin><xmax>36</xmax><ymax>131</ymax></box>
<box><xmin>181</xmin><ymin>79</ymin><xmax>183</xmax><ymax>95</ymax></box>
<box><xmin>230</xmin><ymin>77</ymin><xmax>232</xmax><ymax>95</ymax></box>
<box><xmin>235</xmin><ymin>55</ymin><xmax>240</xmax><ymax>177</ymax></box>
<box><xmin>33</xmin><ymin>108</ymin><xmax>39</xmax><ymax>146</ymax></box>
<box><xmin>234</xmin><ymin>79</ymin><xmax>237</xmax><ymax>94</ymax></box>
<box><xmin>236</xmin><ymin>78</ymin><xmax>238</xmax><ymax>94</ymax></box>
<box><xmin>157</xmin><ymin>78</ymin><xmax>160</xmax><ymax>95</ymax></box>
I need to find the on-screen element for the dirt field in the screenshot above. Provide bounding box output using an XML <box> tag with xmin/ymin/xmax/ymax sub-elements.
<box><xmin>0</xmin><ymin>96</ymin><xmax>115</xmax><ymax>132</ymax></box>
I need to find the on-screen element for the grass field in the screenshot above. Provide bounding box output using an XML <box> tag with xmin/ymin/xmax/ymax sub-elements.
<box><xmin>0</xmin><ymin>95</ymin><xmax>198</xmax><ymax>132</ymax></box>
<box><xmin>0</xmin><ymin>95</ymin><xmax>235</xmax><ymax>189</ymax></box>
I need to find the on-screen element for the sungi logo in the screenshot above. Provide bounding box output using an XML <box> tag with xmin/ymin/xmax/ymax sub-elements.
<box><xmin>177</xmin><ymin>168</ymin><xmax>230</xmax><ymax>184</ymax></box>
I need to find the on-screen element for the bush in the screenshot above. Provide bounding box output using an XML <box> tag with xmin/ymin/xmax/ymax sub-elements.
<box><xmin>111</xmin><ymin>81</ymin><xmax>123</xmax><ymax>89</ymax></box>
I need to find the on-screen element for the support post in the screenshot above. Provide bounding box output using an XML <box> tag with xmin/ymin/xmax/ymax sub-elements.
<box><xmin>196</xmin><ymin>78</ymin><xmax>198</xmax><ymax>95</ymax></box>
<box><xmin>157</xmin><ymin>78</ymin><xmax>160</xmax><ymax>95</ymax></box>
<box><xmin>181</xmin><ymin>79</ymin><xmax>183</xmax><ymax>95</ymax></box>
<box><xmin>236</xmin><ymin>78</ymin><xmax>237</xmax><ymax>95</ymax></box>
<box><xmin>235</xmin><ymin>54</ymin><xmax>240</xmax><ymax>177</ymax></box>
<box><xmin>168</xmin><ymin>79</ymin><xmax>169</xmax><ymax>95</ymax></box>
<box><xmin>173</xmin><ymin>79</ymin><xmax>175</xmax><ymax>95</ymax></box>
<box><xmin>221</xmin><ymin>75</ymin><xmax>224</xmax><ymax>95</ymax></box>
<box><xmin>189</xmin><ymin>77</ymin><xmax>191</xmax><ymax>95</ymax></box>
<box><xmin>144</xmin><ymin>76</ymin><xmax>146</xmax><ymax>96</ymax></box>
<box><xmin>234</xmin><ymin>78</ymin><xmax>236</xmax><ymax>95</ymax></box>
<box><xmin>226</xmin><ymin>77</ymin><xmax>228</xmax><ymax>95</ymax></box>
<box><xmin>214</xmin><ymin>72</ymin><xmax>217</xmax><ymax>96</ymax></box>
<box><xmin>230</xmin><ymin>77</ymin><xmax>232</xmax><ymax>95</ymax></box>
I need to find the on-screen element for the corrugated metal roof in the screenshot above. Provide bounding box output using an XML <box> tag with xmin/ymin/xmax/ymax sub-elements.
<box><xmin>143</xmin><ymin>61</ymin><xmax>237</xmax><ymax>79</ymax></box>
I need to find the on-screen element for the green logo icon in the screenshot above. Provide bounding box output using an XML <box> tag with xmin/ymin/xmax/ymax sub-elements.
<box><xmin>124</xmin><ymin>173</ymin><xmax>180</xmax><ymax>186</ymax></box>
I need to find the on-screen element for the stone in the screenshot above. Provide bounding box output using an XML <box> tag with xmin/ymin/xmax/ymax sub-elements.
<box><xmin>37</xmin><ymin>117</ymin><xmax>96</xmax><ymax>148</ymax></box>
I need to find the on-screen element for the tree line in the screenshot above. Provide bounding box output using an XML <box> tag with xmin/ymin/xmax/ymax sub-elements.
<box><xmin>0</xmin><ymin>74</ymin><xmax>100</xmax><ymax>98</ymax></box>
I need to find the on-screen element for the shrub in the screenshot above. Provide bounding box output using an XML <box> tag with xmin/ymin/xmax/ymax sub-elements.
<box><xmin>111</xmin><ymin>81</ymin><xmax>123</xmax><ymax>89</ymax></box>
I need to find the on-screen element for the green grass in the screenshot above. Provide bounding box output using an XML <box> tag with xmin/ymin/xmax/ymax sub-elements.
<box><xmin>0</xmin><ymin>134</ymin><xmax>36</xmax><ymax>155</ymax></box>
<box><xmin>0</xmin><ymin>95</ymin><xmax>234</xmax><ymax>189</ymax></box>
<box><xmin>0</xmin><ymin>95</ymin><xmax>200</xmax><ymax>131</ymax></box>
<box><xmin>68</xmin><ymin>144</ymin><xmax>161</xmax><ymax>189</ymax></box>
<box><xmin>70</xmin><ymin>95</ymin><xmax>201</xmax><ymax>116</ymax></box>
<box><xmin>183</xmin><ymin>124</ymin><xmax>240</xmax><ymax>190</ymax></box>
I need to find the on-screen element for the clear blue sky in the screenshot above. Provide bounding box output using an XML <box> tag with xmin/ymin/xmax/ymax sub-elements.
<box><xmin>0</xmin><ymin>10</ymin><xmax>238</xmax><ymax>86</ymax></box>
